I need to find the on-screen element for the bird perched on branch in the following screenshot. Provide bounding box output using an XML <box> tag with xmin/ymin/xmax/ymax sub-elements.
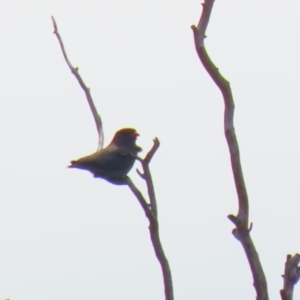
<box><xmin>69</xmin><ymin>128</ymin><xmax>142</xmax><ymax>184</ymax></box>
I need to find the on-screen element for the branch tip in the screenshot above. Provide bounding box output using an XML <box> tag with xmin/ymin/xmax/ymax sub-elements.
<box><xmin>143</xmin><ymin>137</ymin><xmax>160</xmax><ymax>164</ymax></box>
<box><xmin>227</xmin><ymin>214</ymin><xmax>237</xmax><ymax>225</ymax></box>
<box><xmin>51</xmin><ymin>16</ymin><xmax>104</xmax><ymax>150</ymax></box>
<box><xmin>191</xmin><ymin>25</ymin><xmax>197</xmax><ymax>32</ymax></box>
<box><xmin>136</xmin><ymin>168</ymin><xmax>146</xmax><ymax>179</ymax></box>
<box><xmin>281</xmin><ymin>253</ymin><xmax>300</xmax><ymax>299</ymax></box>
<box><xmin>248</xmin><ymin>222</ymin><xmax>253</xmax><ymax>232</ymax></box>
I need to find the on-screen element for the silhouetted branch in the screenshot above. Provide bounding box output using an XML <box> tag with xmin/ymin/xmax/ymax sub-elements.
<box><xmin>136</xmin><ymin>138</ymin><xmax>160</xmax><ymax>217</ymax></box>
<box><xmin>127</xmin><ymin>141</ymin><xmax>174</xmax><ymax>300</ymax></box>
<box><xmin>52</xmin><ymin>16</ymin><xmax>172</xmax><ymax>299</ymax></box>
<box><xmin>191</xmin><ymin>1</ymin><xmax>268</xmax><ymax>299</ymax></box>
<box><xmin>126</xmin><ymin>177</ymin><xmax>153</xmax><ymax>220</ymax></box>
<box><xmin>280</xmin><ymin>254</ymin><xmax>300</xmax><ymax>300</ymax></box>
<box><xmin>51</xmin><ymin>16</ymin><xmax>104</xmax><ymax>150</ymax></box>
<box><xmin>191</xmin><ymin>0</ymin><xmax>249</xmax><ymax>227</ymax></box>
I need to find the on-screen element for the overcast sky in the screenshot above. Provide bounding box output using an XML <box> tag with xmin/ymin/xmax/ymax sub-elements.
<box><xmin>0</xmin><ymin>1</ymin><xmax>300</xmax><ymax>299</ymax></box>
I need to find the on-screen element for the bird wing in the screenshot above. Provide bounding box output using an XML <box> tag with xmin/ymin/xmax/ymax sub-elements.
<box><xmin>70</xmin><ymin>145</ymin><xmax>134</xmax><ymax>170</ymax></box>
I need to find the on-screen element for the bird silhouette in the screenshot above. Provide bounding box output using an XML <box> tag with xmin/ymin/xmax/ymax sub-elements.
<box><xmin>69</xmin><ymin>128</ymin><xmax>142</xmax><ymax>184</ymax></box>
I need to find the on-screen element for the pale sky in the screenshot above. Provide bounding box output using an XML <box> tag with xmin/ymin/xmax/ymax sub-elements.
<box><xmin>0</xmin><ymin>1</ymin><xmax>300</xmax><ymax>299</ymax></box>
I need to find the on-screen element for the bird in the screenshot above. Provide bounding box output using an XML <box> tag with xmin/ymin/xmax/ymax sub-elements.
<box><xmin>68</xmin><ymin>128</ymin><xmax>142</xmax><ymax>184</ymax></box>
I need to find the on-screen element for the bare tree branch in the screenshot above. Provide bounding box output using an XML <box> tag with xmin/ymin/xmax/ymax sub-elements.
<box><xmin>126</xmin><ymin>177</ymin><xmax>155</xmax><ymax>223</ymax></box>
<box><xmin>126</xmin><ymin>140</ymin><xmax>174</xmax><ymax>300</ymax></box>
<box><xmin>191</xmin><ymin>1</ymin><xmax>268</xmax><ymax>299</ymax></box>
<box><xmin>280</xmin><ymin>254</ymin><xmax>300</xmax><ymax>300</ymax></box>
<box><xmin>51</xmin><ymin>16</ymin><xmax>104</xmax><ymax>150</ymax></box>
<box><xmin>136</xmin><ymin>138</ymin><xmax>160</xmax><ymax>217</ymax></box>
<box><xmin>191</xmin><ymin>1</ymin><xmax>248</xmax><ymax>228</ymax></box>
<box><xmin>52</xmin><ymin>16</ymin><xmax>172</xmax><ymax>299</ymax></box>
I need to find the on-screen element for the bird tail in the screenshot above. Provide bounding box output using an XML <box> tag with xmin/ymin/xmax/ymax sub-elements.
<box><xmin>68</xmin><ymin>160</ymin><xmax>81</xmax><ymax>168</ymax></box>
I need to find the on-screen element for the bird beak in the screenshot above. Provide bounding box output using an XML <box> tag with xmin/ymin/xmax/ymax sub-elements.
<box><xmin>132</xmin><ymin>132</ymin><xmax>139</xmax><ymax>138</ymax></box>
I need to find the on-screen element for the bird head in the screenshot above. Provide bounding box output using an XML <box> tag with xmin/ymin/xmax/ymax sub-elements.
<box><xmin>111</xmin><ymin>128</ymin><xmax>142</xmax><ymax>153</ymax></box>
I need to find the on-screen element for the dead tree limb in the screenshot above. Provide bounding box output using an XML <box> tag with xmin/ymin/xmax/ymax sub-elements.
<box><xmin>127</xmin><ymin>138</ymin><xmax>174</xmax><ymax>300</ymax></box>
<box><xmin>191</xmin><ymin>1</ymin><xmax>268</xmax><ymax>299</ymax></box>
<box><xmin>52</xmin><ymin>17</ymin><xmax>172</xmax><ymax>300</ymax></box>
<box><xmin>51</xmin><ymin>16</ymin><xmax>104</xmax><ymax>150</ymax></box>
<box><xmin>280</xmin><ymin>254</ymin><xmax>300</xmax><ymax>300</ymax></box>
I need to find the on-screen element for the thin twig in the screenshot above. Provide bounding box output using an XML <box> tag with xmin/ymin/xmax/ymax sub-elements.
<box><xmin>126</xmin><ymin>177</ymin><xmax>153</xmax><ymax>220</ymax></box>
<box><xmin>280</xmin><ymin>254</ymin><xmax>300</xmax><ymax>300</ymax></box>
<box><xmin>137</xmin><ymin>138</ymin><xmax>160</xmax><ymax>217</ymax></box>
<box><xmin>191</xmin><ymin>1</ymin><xmax>268</xmax><ymax>299</ymax></box>
<box><xmin>51</xmin><ymin>16</ymin><xmax>104</xmax><ymax>150</ymax></box>
<box><xmin>127</xmin><ymin>141</ymin><xmax>174</xmax><ymax>300</ymax></box>
<box><xmin>52</xmin><ymin>14</ymin><xmax>172</xmax><ymax>300</ymax></box>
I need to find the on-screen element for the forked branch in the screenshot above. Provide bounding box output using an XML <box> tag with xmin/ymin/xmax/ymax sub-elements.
<box><xmin>191</xmin><ymin>1</ymin><xmax>268</xmax><ymax>299</ymax></box>
<box><xmin>136</xmin><ymin>138</ymin><xmax>160</xmax><ymax>217</ymax></box>
<box><xmin>52</xmin><ymin>17</ymin><xmax>172</xmax><ymax>300</ymax></box>
<box><xmin>280</xmin><ymin>254</ymin><xmax>300</xmax><ymax>300</ymax></box>
<box><xmin>127</xmin><ymin>139</ymin><xmax>174</xmax><ymax>300</ymax></box>
<box><xmin>51</xmin><ymin>16</ymin><xmax>104</xmax><ymax>150</ymax></box>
